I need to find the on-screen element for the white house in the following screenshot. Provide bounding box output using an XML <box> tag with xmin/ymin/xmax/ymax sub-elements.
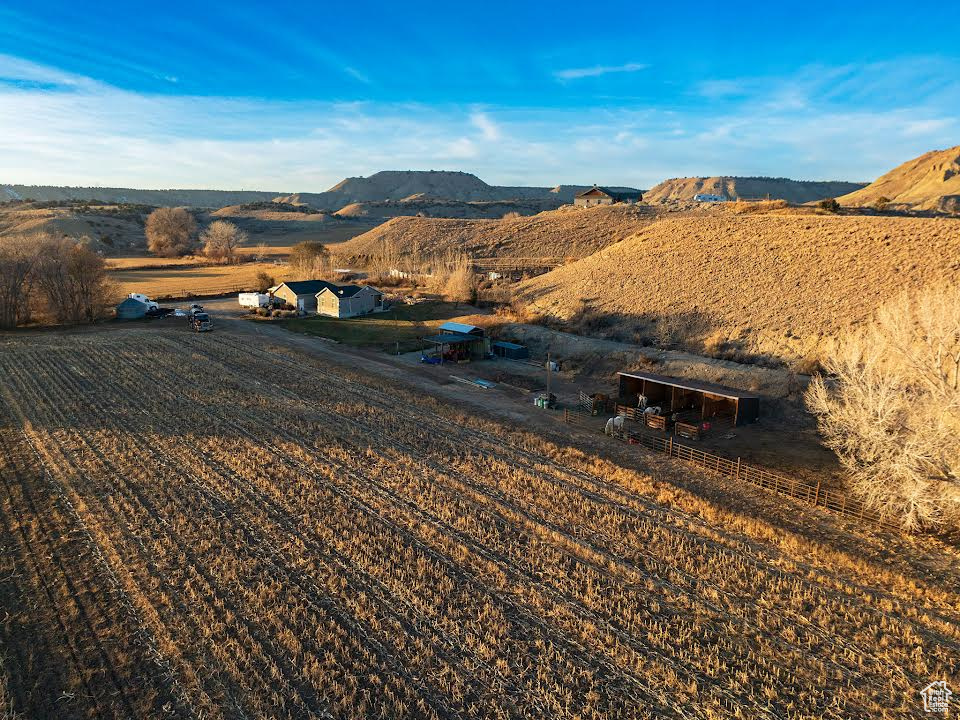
<box><xmin>316</xmin><ymin>284</ymin><xmax>385</xmax><ymax>318</ymax></box>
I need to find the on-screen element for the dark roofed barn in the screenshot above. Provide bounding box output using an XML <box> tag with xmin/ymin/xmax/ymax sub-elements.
<box><xmin>618</xmin><ymin>371</ymin><xmax>759</xmax><ymax>426</ymax></box>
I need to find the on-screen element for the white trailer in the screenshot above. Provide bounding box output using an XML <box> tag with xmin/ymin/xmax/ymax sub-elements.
<box><xmin>238</xmin><ymin>292</ymin><xmax>270</xmax><ymax>308</ymax></box>
<box><xmin>127</xmin><ymin>292</ymin><xmax>159</xmax><ymax>311</ymax></box>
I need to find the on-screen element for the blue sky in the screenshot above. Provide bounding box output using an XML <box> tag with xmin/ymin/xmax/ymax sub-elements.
<box><xmin>1</xmin><ymin>1</ymin><xmax>957</xmax><ymax>190</ymax></box>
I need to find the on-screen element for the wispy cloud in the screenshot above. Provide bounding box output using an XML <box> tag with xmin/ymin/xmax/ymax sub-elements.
<box><xmin>0</xmin><ymin>54</ymin><xmax>957</xmax><ymax>190</ymax></box>
<box><xmin>470</xmin><ymin>111</ymin><xmax>501</xmax><ymax>141</ymax></box>
<box><xmin>554</xmin><ymin>62</ymin><xmax>648</xmax><ymax>80</ymax></box>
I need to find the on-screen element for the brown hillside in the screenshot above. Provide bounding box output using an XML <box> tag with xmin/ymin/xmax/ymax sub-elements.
<box><xmin>838</xmin><ymin>145</ymin><xmax>960</xmax><ymax>211</ymax></box>
<box><xmin>645</xmin><ymin>177</ymin><xmax>865</xmax><ymax>203</ymax></box>
<box><xmin>520</xmin><ymin>214</ymin><xmax>960</xmax><ymax>360</ymax></box>
<box><xmin>0</xmin><ymin>204</ymin><xmax>147</xmax><ymax>253</ymax></box>
<box><xmin>334</xmin><ymin>204</ymin><xmax>663</xmax><ymax>263</ymax></box>
<box><xmin>333</xmin><ymin>197</ymin><xmax>562</xmax><ymax>219</ymax></box>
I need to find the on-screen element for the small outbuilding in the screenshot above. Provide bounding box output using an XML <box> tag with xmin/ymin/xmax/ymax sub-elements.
<box><xmin>422</xmin><ymin>322</ymin><xmax>490</xmax><ymax>362</ymax></box>
<box><xmin>617</xmin><ymin>371</ymin><xmax>759</xmax><ymax>426</ymax></box>
<box><xmin>115</xmin><ymin>297</ymin><xmax>150</xmax><ymax>320</ymax></box>
<box><xmin>492</xmin><ymin>340</ymin><xmax>529</xmax><ymax>360</ymax></box>
<box><xmin>574</xmin><ymin>185</ymin><xmax>643</xmax><ymax>207</ymax></box>
<box><xmin>316</xmin><ymin>284</ymin><xmax>385</xmax><ymax>318</ymax></box>
<box><xmin>437</xmin><ymin>321</ymin><xmax>485</xmax><ymax>337</ymax></box>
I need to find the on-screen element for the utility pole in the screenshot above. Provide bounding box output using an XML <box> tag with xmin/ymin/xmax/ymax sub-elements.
<box><xmin>546</xmin><ymin>351</ymin><xmax>552</xmax><ymax>397</ymax></box>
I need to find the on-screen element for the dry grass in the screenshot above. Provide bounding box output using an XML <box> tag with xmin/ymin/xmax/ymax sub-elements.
<box><xmin>334</xmin><ymin>204</ymin><xmax>660</xmax><ymax>265</ymax></box>
<box><xmin>521</xmin><ymin>213</ymin><xmax>960</xmax><ymax>362</ymax></box>
<box><xmin>0</xmin><ymin>328</ymin><xmax>957</xmax><ymax>718</ymax></box>
<box><xmin>108</xmin><ymin>261</ymin><xmax>289</xmax><ymax>299</ymax></box>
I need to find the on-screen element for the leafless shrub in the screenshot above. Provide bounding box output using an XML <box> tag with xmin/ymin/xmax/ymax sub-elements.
<box><xmin>255</xmin><ymin>271</ymin><xmax>275</xmax><ymax>292</ymax></box>
<box><xmin>288</xmin><ymin>241</ymin><xmax>330</xmax><ymax>279</ymax></box>
<box><xmin>502</xmin><ymin>211</ymin><xmax>521</xmax><ymax>220</ymax></box>
<box><xmin>443</xmin><ymin>255</ymin><xmax>477</xmax><ymax>305</ymax></box>
<box><xmin>806</xmin><ymin>286</ymin><xmax>960</xmax><ymax>531</ymax></box>
<box><xmin>201</xmin><ymin>220</ymin><xmax>247</xmax><ymax>263</ymax></box>
<box><xmin>145</xmin><ymin>207</ymin><xmax>197</xmax><ymax>257</ymax></box>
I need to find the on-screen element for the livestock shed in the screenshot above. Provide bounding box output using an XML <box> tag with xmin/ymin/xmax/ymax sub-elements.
<box><xmin>574</xmin><ymin>185</ymin><xmax>644</xmax><ymax>207</ymax></box>
<box><xmin>617</xmin><ymin>371</ymin><xmax>760</xmax><ymax>426</ymax></box>
<box><xmin>316</xmin><ymin>284</ymin><xmax>384</xmax><ymax>318</ymax></box>
<box><xmin>491</xmin><ymin>341</ymin><xmax>529</xmax><ymax>359</ymax></box>
<box><xmin>423</xmin><ymin>322</ymin><xmax>490</xmax><ymax>362</ymax></box>
<box><xmin>272</xmin><ymin>280</ymin><xmax>338</xmax><ymax>314</ymax></box>
<box><xmin>115</xmin><ymin>297</ymin><xmax>150</xmax><ymax>320</ymax></box>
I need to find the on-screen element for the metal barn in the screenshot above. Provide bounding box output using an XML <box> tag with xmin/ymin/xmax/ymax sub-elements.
<box><xmin>115</xmin><ymin>297</ymin><xmax>149</xmax><ymax>320</ymax></box>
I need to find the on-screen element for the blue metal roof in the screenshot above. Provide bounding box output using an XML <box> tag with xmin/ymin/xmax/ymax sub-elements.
<box><xmin>422</xmin><ymin>333</ymin><xmax>477</xmax><ymax>345</ymax></box>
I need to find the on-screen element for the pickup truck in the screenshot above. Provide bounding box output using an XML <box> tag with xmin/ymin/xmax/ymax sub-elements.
<box><xmin>190</xmin><ymin>312</ymin><xmax>212</xmax><ymax>332</ymax></box>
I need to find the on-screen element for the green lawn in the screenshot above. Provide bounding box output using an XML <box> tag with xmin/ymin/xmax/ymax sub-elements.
<box><xmin>283</xmin><ymin>301</ymin><xmax>482</xmax><ymax>353</ymax></box>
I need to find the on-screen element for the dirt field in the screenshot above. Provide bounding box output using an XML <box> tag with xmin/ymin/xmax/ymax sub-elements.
<box><xmin>0</xmin><ymin>324</ymin><xmax>957</xmax><ymax>719</ymax></box>
<box><xmin>108</xmin><ymin>261</ymin><xmax>289</xmax><ymax>299</ymax></box>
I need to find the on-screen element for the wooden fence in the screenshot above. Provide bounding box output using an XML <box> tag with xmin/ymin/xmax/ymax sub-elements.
<box><xmin>562</xmin><ymin>408</ymin><xmax>900</xmax><ymax>531</ymax></box>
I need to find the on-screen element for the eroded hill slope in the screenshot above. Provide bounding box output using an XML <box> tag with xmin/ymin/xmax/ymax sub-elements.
<box><xmin>519</xmin><ymin>213</ymin><xmax>960</xmax><ymax>360</ymax></box>
<box><xmin>645</xmin><ymin>177</ymin><xmax>865</xmax><ymax>203</ymax></box>
<box><xmin>333</xmin><ymin>204</ymin><xmax>663</xmax><ymax>262</ymax></box>
<box><xmin>838</xmin><ymin>145</ymin><xmax>960</xmax><ymax>211</ymax></box>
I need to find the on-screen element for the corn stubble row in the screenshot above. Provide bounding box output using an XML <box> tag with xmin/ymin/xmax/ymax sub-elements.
<box><xmin>0</xmin><ymin>329</ymin><xmax>956</xmax><ymax>719</ymax></box>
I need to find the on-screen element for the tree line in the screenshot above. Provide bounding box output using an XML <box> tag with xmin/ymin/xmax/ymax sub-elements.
<box><xmin>0</xmin><ymin>234</ymin><xmax>116</xmax><ymax>329</ymax></box>
<box><xmin>146</xmin><ymin>207</ymin><xmax>248</xmax><ymax>262</ymax></box>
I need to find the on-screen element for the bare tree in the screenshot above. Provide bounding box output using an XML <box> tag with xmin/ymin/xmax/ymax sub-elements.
<box><xmin>288</xmin><ymin>240</ymin><xmax>330</xmax><ymax>279</ymax></box>
<box><xmin>0</xmin><ymin>234</ymin><xmax>36</xmax><ymax>328</ymax></box>
<box><xmin>201</xmin><ymin>220</ymin><xmax>247</xmax><ymax>263</ymax></box>
<box><xmin>145</xmin><ymin>207</ymin><xmax>197</xmax><ymax>257</ymax></box>
<box><xmin>34</xmin><ymin>236</ymin><xmax>116</xmax><ymax>324</ymax></box>
<box><xmin>806</xmin><ymin>286</ymin><xmax>960</xmax><ymax>531</ymax></box>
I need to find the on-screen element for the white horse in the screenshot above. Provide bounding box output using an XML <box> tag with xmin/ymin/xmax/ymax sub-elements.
<box><xmin>604</xmin><ymin>416</ymin><xmax>626</xmax><ymax>435</ymax></box>
<box><xmin>643</xmin><ymin>406</ymin><xmax>662</xmax><ymax>416</ymax></box>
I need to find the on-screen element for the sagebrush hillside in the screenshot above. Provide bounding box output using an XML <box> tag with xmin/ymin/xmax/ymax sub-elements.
<box><xmin>838</xmin><ymin>145</ymin><xmax>960</xmax><ymax>211</ymax></box>
<box><xmin>334</xmin><ymin>204</ymin><xmax>663</xmax><ymax>263</ymax></box>
<box><xmin>520</xmin><ymin>213</ymin><xmax>960</xmax><ymax>360</ymax></box>
<box><xmin>645</xmin><ymin>177</ymin><xmax>865</xmax><ymax>203</ymax></box>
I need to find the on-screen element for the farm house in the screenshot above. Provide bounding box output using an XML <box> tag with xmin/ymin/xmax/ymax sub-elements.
<box><xmin>422</xmin><ymin>322</ymin><xmax>490</xmax><ymax>362</ymax></box>
<box><xmin>115</xmin><ymin>297</ymin><xmax>150</xmax><ymax>319</ymax></box>
<box><xmin>574</xmin><ymin>185</ymin><xmax>643</xmax><ymax>207</ymax></box>
<box><xmin>617</xmin><ymin>371</ymin><xmax>760</xmax><ymax>426</ymax></box>
<box><xmin>316</xmin><ymin>284</ymin><xmax>385</xmax><ymax>318</ymax></box>
<box><xmin>272</xmin><ymin>280</ymin><xmax>338</xmax><ymax>313</ymax></box>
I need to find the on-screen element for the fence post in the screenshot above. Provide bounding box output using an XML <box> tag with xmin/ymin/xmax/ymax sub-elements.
<box><xmin>814</xmin><ymin>480</ymin><xmax>820</xmax><ymax>506</ymax></box>
<box><xmin>667</xmin><ymin>436</ymin><xmax>673</xmax><ymax>457</ymax></box>
<box><xmin>564</xmin><ymin>408</ymin><xmax>569</xmax><ymax>424</ymax></box>
<box><xmin>735</xmin><ymin>457</ymin><xmax>741</xmax><ymax>482</ymax></box>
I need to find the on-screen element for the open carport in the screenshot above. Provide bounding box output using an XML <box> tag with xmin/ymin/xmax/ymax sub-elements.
<box><xmin>617</xmin><ymin>370</ymin><xmax>759</xmax><ymax>426</ymax></box>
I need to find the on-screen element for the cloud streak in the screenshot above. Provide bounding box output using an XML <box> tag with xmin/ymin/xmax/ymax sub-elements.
<box><xmin>0</xmin><ymin>55</ymin><xmax>957</xmax><ymax>191</ymax></box>
<box><xmin>554</xmin><ymin>62</ymin><xmax>648</xmax><ymax>80</ymax></box>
